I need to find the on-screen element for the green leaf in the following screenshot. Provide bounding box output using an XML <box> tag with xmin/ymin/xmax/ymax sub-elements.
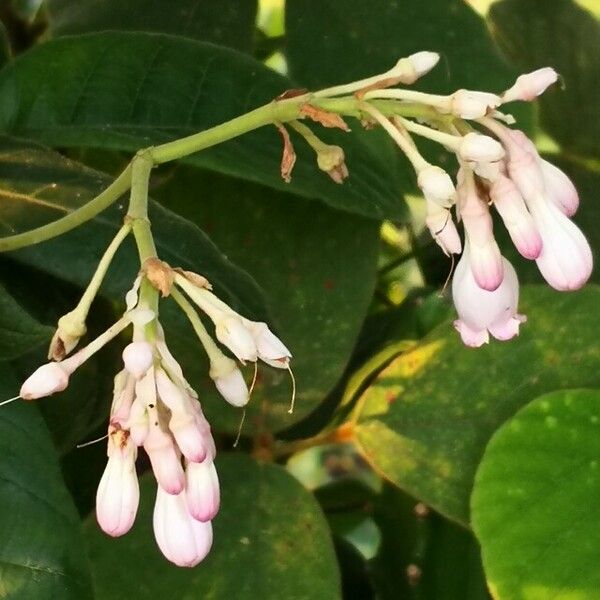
<box><xmin>472</xmin><ymin>389</ymin><xmax>600</xmax><ymax>600</ymax></box>
<box><xmin>352</xmin><ymin>285</ymin><xmax>600</xmax><ymax>525</ymax></box>
<box><xmin>370</xmin><ymin>485</ymin><xmax>488</xmax><ymax>600</ymax></box>
<box><xmin>84</xmin><ymin>454</ymin><xmax>341</xmax><ymax>599</ymax></box>
<box><xmin>286</xmin><ymin>0</ymin><xmax>518</xmax><ymax>93</ymax></box>
<box><xmin>0</xmin><ymin>281</ymin><xmax>52</xmax><ymax>360</ymax></box>
<box><xmin>0</xmin><ymin>31</ymin><xmax>403</xmax><ymax>220</ymax></box>
<box><xmin>47</xmin><ymin>0</ymin><xmax>258</xmax><ymax>52</ymax></box>
<box><xmin>0</xmin><ymin>364</ymin><xmax>93</xmax><ymax>599</ymax></box>
<box><xmin>488</xmin><ymin>0</ymin><xmax>600</xmax><ymax>159</ymax></box>
<box><xmin>0</xmin><ymin>135</ymin><xmax>267</xmax><ymax>318</ymax></box>
<box><xmin>156</xmin><ymin>167</ymin><xmax>380</xmax><ymax>433</ymax></box>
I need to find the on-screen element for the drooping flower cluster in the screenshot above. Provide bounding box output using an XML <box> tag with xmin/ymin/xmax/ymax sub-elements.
<box><xmin>341</xmin><ymin>59</ymin><xmax>592</xmax><ymax>347</ymax></box>
<box><xmin>19</xmin><ymin>264</ymin><xmax>291</xmax><ymax>567</ymax></box>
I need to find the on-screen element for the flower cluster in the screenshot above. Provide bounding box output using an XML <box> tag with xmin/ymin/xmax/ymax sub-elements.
<box><xmin>19</xmin><ymin>264</ymin><xmax>291</xmax><ymax>567</ymax></box>
<box><xmin>345</xmin><ymin>58</ymin><xmax>592</xmax><ymax>347</ymax></box>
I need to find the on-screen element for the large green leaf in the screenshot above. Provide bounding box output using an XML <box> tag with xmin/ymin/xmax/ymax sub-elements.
<box><xmin>47</xmin><ymin>0</ymin><xmax>258</xmax><ymax>52</ymax></box>
<box><xmin>352</xmin><ymin>285</ymin><xmax>600</xmax><ymax>525</ymax></box>
<box><xmin>84</xmin><ymin>454</ymin><xmax>341</xmax><ymax>599</ymax></box>
<box><xmin>0</xmin><ymin>281</ymin><xmax>51</xmax><ymax>360</ymax></box>
<box><xmin>489</xmin><ymin>0</ymin><xmax>600</xmax><ymax>159</ymax></box>
<box><xmin>286</xmin><ymin>0</ymin><xmax>517</xmax><ymax>93</ymax></box>
<box><xmin>0</xmin><ymin>364</ymin><xmax>93</xmax><ymax>599</ymax></box>
<box><xmin>156</xmin><ymin>167</ymin><xmax>380</xmax><ymax>433</ymax></box>
<box><xmin>0</xmin><ymin>135</ymin><xmax>267</xmax><ymax>318</ymax></box>
<box><xmin>472</xmin><ymin>389</ymin><xmax>600</xmax><ymax>600</ymax></box>
<box><xmin>0</xmin><ymin>32</ymin><xmax>403</xmax><ymax>220</ymax></box>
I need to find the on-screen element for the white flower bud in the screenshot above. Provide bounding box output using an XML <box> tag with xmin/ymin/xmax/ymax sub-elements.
<box><xmin>122</xmin><ymin>341</ymin><xmax>154</xmax><ymax>379</ymax></box>
<box><xmin>417</xmin><ymin>165</ymin><xmax>456</xmax><ymax>208</ymax></box>
<box><xmin>20</xmin><ymin>362</ymin><xmax>70</xmax><ymax>400</ymax></box>
<box><xmin>215</xmin><ymin>315</ymin><xmax>257</xmax><ymax>362</ymax></box>
<box><xmin>405</xmin><ymin>51</ymin><xmax>440</xmax><ymax>82</ymax></box>
<box><xmin>449</xmin><ymin>90</ymin><xmax>501</xmax><ymax>119</ymax></box>
<box><xmin>458</xmin><ymin>133</ymin><xmax>505</xmax><ymax>163</ymax></box>
<box><xmin>213</xmin><ymin>367</ymin><xmax>249</xmax><ymax>407</ymax></box>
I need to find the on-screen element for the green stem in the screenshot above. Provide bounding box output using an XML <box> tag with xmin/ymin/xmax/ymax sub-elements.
<box><xmin>0</xmin><ymin>164</ymin><xmax>132</xmax><ymax>252</ymax></box>
<box><xmin>149</xmin><ymin>98</ymin><xmax>307</xmax><ymax>164</ymax></box>
<box><xmin>74</xmin><ymin>221</ymin><xmax>132</xmax><ymax>318</ymax></box>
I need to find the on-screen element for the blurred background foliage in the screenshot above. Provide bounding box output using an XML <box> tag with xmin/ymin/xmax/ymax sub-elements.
<box><xmin>0</xmin><ymin>0</ymin><xmax>598</xmax><ymax>598</ymax></box>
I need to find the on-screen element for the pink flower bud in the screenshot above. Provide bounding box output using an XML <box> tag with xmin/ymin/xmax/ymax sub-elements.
<box><xmin>539</xmin><ymin>159</ymin><xmax>579</xmax><ymax>216</ymax></box>
<box><xmin>490</xmin><ymin>174</ymin><xmax>542</xmax><ymax>259</ymax></box>
<box><xmin>458</xmin><ymin>133</ymin><xmax>505</xmax><ymax>163</ymax></box>
<box><xmin>122</xmin><ymin>341</ymin><xmax>154</xmax><ymax>379</ymax></box>
<box><xmin>452</xmin><ymin>251</ymin><xmax>526</xmax><ymax>347</ymax></box>
<box><xmin>502</xmin><ymin>129</ymin><xmax>592</xmax><ymax>290</ymax></box>
<box><xmin>215</xmin><ymin>315</ymin><xmax>257</xmax><ymax>362</ymax></box>
<box><xmin>417</xmin><ymin>165</ymin><xmax>456</xmax><ymax>208</ymax></box>
<box><xmin>214</xmin><ymin>367</ymin><xmax>249</xmax><ymax>407</ymax></box>
<box><xmin>153</xmin><ymin>487</ymin><xmax>213</xmax><ymax>568</ymax></box>
<box><xmin>425</xmin><ymin>200</ymin><xmax>462</xmax><ymax>256</ymax></box>
<box><xmin>449</xmin><ymin>90</ymin><xmax>501</xmax><ymax>119</ymax></box>
<box><xmin>502</xmin><ymin>67</ymin><xmax>558</xmax><ymax>103</ymax></box>
<box><xmin>20</xmin><ymin>362</ymin><xmax>70</xmax><ymax>400</ymax></box>
<box><xmin>530</xmin><ymin>198</ymin><xmax>593</xmax><ymax>291</ymax></box>
<box><xmin>185</xmin><ymin>460</ymin><xmax>220</xmax><ymax>522</ymax></box>
<box><xmin>457</xmin><ymin>172</ymin><xmax>503</xmax><ymax>291</ymax></box>
<box><xmin>96</xmin><ymin>435</ymin><xmax>139</xmax><ymax>537</ymax></box>
<box><xmin>144</xmin><ymin>422</ymin><xmax>185</xmax><ymax>495</ymax></box>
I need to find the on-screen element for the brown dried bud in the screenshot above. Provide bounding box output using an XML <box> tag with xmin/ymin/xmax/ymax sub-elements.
<box><xmin>275</xmin><ymin>123</ymin><xmax>296</xmax><ymax>183</ymax></box>
<box><xmin>143</xmin><ymin>258</ymin><xmax>174</xmax><ymax>297</ymax></box>
<box><xmin>300</xmin><ymin>104</ymin><xmax>350</xmax><ymax>131</ymax></box>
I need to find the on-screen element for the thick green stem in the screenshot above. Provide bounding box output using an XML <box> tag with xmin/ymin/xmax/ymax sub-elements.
<box><xmin>149</xmin><ymin>98</ymin><xmax>307</xmax><ymax>164</ymax></box>
<box><xmin>0</xmin><ymin>164</ymin><xmax>132</xmax><ymax>252</ymax></box>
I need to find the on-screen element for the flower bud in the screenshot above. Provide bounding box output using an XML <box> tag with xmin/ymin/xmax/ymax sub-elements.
<box><xmin>144</xmin><ymin>422</ymin><xmax>185</xmax><ymax>494</ymax></box>
<box><xmin>316</xmin><ymin>145</ymin><xmax>349</xmax><ymax>184</ymax></box>
<box><xmin>449</xmin><ymin>90</ymin><xmax>501</xmax><ymax>119</ymax></box>
<box><xmin>110</xmin><ymin>371</ymin><xmax>135</xmax><ymax>426</ymax></box>
<box><xmin>244</xmin><ymin>321</ymin><xmax>292</xmax><ymax>368</ymax></box>
<box><xmin>153</xmin><ymin>487</ymin><xmax>213</xmax><ymax>568</ymax></box>
<box><xmin>127</xmin><ymin>396</ymin><xmax>149</xmax><ymax>446</ymax></box>
<box><xmin>122</xmin><ymin>341</ymin><xmax>154</xmax><ymax>379</ymax></box>
<box><xmin>215</xmin><ymin>315</ymin><xmax>257</xmax><ymax>362</ymax></box>
<box><xmin>213</xmin><ymin>366</ymin><xmax>249</xmax><ymax>407</ymax></box>
<box><xmin>539</xmin><ymin>159</ymin><xmax>579</xmax><ymax>216</ymax></box>
<box><xmin>458</xmin><ymin>133</ymin><xmax>505</xmax><ymax>163</ymax></box>
<box><xmin>20</xmin><ymin>362</ymin><xmax>70</xmax><ymax>400</ymax></box>
<box><xmin>96</xmin><ymin>435</ymin><xmax>139</xmax><ymax>537</ymax></box>
<box><xmin>425</xmin><ymin>201</ymin><xmax>462</xmax><ymax>256</ymax></box>
<box><xmin>417</xmin><ymin>165</ymin><xmax>456</xmax><ymax>208</ymax></box>
<box><xmin>403</xmin><ymin>51</ymin><xmax>440</xmax><ymax>83</ymax></box>
<box><xmin>502</xmin><ymin>67</ymin><xmax>558</xmax><ymax>103</ymax></box>
<box><xmin>490</xmin><ymin>174</ymin><xmax>542</xmax><ymax>259</ymax></box>
<box><xmin>452</xmin><ymin>251</ymin><xmax>526</xmax><ymax>347</ymax></box>
<box><xmin>457</xmin><ymin>169</ymin><xmax>504</xmax><ymax>291</ymax></box>
<box><xmin>185</xmin><ymin>460</ymin><xmax>220</xmax><ymax>522</ymax></box>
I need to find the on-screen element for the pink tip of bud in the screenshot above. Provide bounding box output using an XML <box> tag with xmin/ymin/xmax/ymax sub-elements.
<box><xmin>169</xmin><ymin>416</ymin><xmax>207</xmax><ymax>464</ymax></box>
<box><xmin>20</xmin><ymin>362</ymin><xmax>70</xmax><ymax>400</ymax></box>
<box><xmin>96</xmin><ymin>438</ymin><xmax>139</xmax><ymax>537</ymax></box>
<box><xmin>502</xmin><ymin>67</ymin><xmax>559</xmax><ymax>103</ymax></box>
<box><xmin>153</xmin><ymin>487</ymin><xmax>213</xmax><ymax>567</ymax></box>
<box><xmin>122</xmin><ymin>342</ymin><xmax>154</xmax><ymax>379</ymax></box>
<box><xmin>185</xmin><ymin>461</ymin><xmax>220</xmax><ymax>522</ymax></box>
